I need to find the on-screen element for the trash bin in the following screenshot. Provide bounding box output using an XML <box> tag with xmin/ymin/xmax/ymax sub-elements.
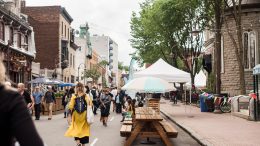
<box><xmin>200</xmin><ymin>95</ymin><xmax>208</xmax><ymax>112</ymax></box>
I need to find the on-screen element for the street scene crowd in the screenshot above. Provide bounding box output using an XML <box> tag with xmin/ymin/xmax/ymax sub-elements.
<box><xmin>2</xmin><ymin>0</ymin><xmax>260</xmax><ymax>146</ymax></box>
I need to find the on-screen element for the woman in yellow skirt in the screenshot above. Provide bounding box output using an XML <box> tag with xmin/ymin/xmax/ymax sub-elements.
<box><xmin>65</xmin><ymin>82</ymin><xmax>92</xmax><ymax>146</ymax></box>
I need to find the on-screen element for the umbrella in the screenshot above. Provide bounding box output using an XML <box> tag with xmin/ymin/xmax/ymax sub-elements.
<box><xmin>58</xmin><ymin>83</ymin><xmax>76</xmax><ymax>87</ymax></box>
<box><xmin>122</xmin><ymin>77</ymin><xmax>176</xmax><ymax>93</ymax></box>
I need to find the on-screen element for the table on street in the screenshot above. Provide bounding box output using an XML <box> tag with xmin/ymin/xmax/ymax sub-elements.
<box><xmin>125</xmin><ymin>107</ymin><xmax>174</xmax><ymax>146</ymax></box>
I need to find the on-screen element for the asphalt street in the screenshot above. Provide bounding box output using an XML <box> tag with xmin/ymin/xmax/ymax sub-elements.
<box><xmin>33</xmin><ymin>109</ymin><xmax>201</xmax><ymax>146</ymax></box>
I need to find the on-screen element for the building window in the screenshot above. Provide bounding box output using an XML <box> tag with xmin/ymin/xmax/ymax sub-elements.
<box><xmin>17</xmin><ymin>33</ymin><xmax>21</xmax><ymax>48</ymax></box>
<box><xmin>68</xmin><ymin>28</ymin><xmax>69</xmax><ymax>40</ymax></box>
<box><xmin>73</xmin><ymin>55</ymin><xmax>75</xmax><ymax>69</ymax></box>
<box><xmin>62</xmin><ymin>22</ymin><xmax>63</xmax><ymax>35</ymax></box>
<box><xmin>9</xmin><ymin>27</ymin><xmax>13</xmax><ymax>44</ymax></box>
<box><xmin>24</xmin><ymin>35</ymin><xmax>28</xmax><ymax>51</ymax></box>
<box><xmin>0</xmin><ymin>22</ymin><xmax>4</xmax><ymax>41</ymax></box>
<box><xmin>65</xmin><ymin>25</ymin><xmax>66</xmax><ymax>38</ymax></box>
<box><xmin>70</xmin><ymin>53</ymin><xmax>72</xmax><ymax>66</ymax></box>
<box><xmin>243</xmin><ymin>31</ymin><xmax>257</xmax><ymax>69</ymax></box>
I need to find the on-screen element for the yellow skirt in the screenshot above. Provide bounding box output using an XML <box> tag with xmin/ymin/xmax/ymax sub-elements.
<box><xmin>65</xmin><ymin>111</ymin><xmax>90</xmax><ymax>138</ymax></box>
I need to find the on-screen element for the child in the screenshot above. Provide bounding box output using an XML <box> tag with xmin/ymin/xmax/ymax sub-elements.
<box><xmin>120</xmin><ymin>98</ymin><xmax>133</xmax><ymax>122</ymax></box>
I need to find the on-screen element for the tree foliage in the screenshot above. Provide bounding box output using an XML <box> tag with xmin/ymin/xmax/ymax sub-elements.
<box><xmin>130</xmin><ymin>0</ymin><xmax>210</xmax><ymax>85</ymax></box>
<box><xmin>84</xmin><ymin>67</ymin><xmax>101</xmax><ymax>83</ymax></box>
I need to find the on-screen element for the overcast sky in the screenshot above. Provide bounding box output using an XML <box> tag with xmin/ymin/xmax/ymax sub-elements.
<box><xmin>25</xmin><ymin>0</ymin><xmax>144</xmax><ymax>66</ymax></box>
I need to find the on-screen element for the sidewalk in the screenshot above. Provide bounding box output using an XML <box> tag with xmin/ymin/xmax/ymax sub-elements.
<box><xmin>160</xmin><ymin>99</ymin><xmax>260</xmax><ymax>146</ymax></box>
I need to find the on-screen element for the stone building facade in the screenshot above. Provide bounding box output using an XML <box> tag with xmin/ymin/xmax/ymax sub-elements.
<box><xmin>204</xmin><ymin>0</ymin><xmax>260</xmax><ymax>96</ymax></box>
<box><xmin>0</xmin><ymin>0</ymin><xmax>36</xmax><ymax>85</ymax></box>
<box><xmin>22</xmin><ymin>5</ymin><xmax>78</xmax><ymax>82</ymax></box>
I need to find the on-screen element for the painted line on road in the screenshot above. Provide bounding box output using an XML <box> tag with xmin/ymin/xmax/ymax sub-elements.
<box><xmin>109</xmin><ymin>116</ymin><xmax>115</xmax><ymax>122</ymax></box>
<box><xmin>90</xmin><ymin>138</ymin><xmax>98</xmax><ymax>146</ymax></box>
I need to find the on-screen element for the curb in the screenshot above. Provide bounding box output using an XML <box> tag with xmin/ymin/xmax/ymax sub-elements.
<box><xmin>160</xmin><ymin>110</ymin><xmax>212</xmax><ymax>146</ymax></box>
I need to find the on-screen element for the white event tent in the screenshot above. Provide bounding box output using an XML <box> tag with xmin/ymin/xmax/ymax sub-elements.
<box><xmin>134</xmin><ymin>58</ymin><xmax>191</xmax><ymax>83</ymax></box>
<box><xmin>185</xmin><ymin>70</ymin><xmax>207</xmax><ymax>89</ymax></box>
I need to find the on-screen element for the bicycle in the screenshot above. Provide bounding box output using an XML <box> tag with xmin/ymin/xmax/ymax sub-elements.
<box><xmin>219</xmin><ymin>96</ymin><xmax>231</xmax><ymax>113</ymax></box>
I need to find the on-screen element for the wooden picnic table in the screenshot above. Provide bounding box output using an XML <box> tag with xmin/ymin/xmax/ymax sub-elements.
<box><xmin>124</xmin><ymin>107</ymin><xmax>174</xmax><ymax>146</ymax></box>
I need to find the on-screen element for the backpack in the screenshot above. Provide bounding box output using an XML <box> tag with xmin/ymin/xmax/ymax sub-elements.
<box><xmin>74</xmin><ymin>94</ymin><xmax>87</xmax><ymax>113</ymax></box>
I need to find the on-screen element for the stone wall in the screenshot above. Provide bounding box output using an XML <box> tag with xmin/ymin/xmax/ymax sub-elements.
<box><xmin>221</xmin><ymin>9</ymin><xmax>260</xmax><ymax>96</ymax></box>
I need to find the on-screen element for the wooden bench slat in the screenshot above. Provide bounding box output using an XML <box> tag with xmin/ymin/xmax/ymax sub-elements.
<box><xmin>159</xmin><ymin>121</ymin><xmax>178</xmax><ymax>138</ymax></box>
<box><xmin>120</xmin><ymin>125</ymin><xmax>127</xmax><ymax>132</ymax></box>
<box><xmin>126</xmin><ymin>125</ymin><xmax>132</xmax><ymax>132</ymax></box>
<box><xmin>120</xmin><ymin>125</ymin><xmax>132</xmax><ymax>137</ymax></box>
<box><xmin>123</xmin><ymin>121</ymin><xmax>133</xmax><ymax>125</ymax></box>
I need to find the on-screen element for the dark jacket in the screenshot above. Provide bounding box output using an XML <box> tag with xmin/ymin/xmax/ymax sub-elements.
<box><xmin>0</xmin><ymin>85</ymin><xmax>44</xmax><ymax>146</ymax></box>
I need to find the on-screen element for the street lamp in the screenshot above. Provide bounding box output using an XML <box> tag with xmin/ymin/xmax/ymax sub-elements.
<box><xmin>78</xmin><ymin>63</ymin><xmax>86</xmax><ymax>84</ymax></box>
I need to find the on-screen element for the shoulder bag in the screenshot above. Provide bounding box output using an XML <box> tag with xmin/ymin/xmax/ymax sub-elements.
<box><xmin>86</xmin><ymin>95</ymin><xmax>94</xmax><ymax>125</ymax></box>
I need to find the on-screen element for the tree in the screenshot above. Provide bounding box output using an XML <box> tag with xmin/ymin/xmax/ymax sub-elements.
<box><xmin>123</xmin><ymin>66</ymin><xmax>129</xmax><ymax>72</ymax></box>
<box><xmin>84</xmin><ymin>67</ymin><xmax>101</xmax><ymax>83</ymax></box>
<box><xmin>130</xmin><ymin>0</ymin><xmax>209</xmax><ymax>85</ymax></box>
<box><xmin>118</xmin><ymin>62</ymin><xmax>124</xmax><ymax>70</ymax></box>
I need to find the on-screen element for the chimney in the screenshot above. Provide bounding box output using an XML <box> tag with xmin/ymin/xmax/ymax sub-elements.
<box><xmin>21</xmin><ymin>0</ymin><xmax>25</xmax><ymax>7</ymax></box>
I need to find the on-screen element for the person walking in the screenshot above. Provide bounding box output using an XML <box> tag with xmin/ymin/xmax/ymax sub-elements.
<box><xmin>0</xmin><ymin>59</ymin><xmax>44</xmax><ymax>146</ymax></box>
<box><xmin>62</xmin><ymin>88</ymin><xmax>69</xmax><ymax>118</ymax></box>
<box><xmin>85</xmin><ymin>85</ymin><xmax>93</xmax><ymax>100</ymax></box>
<box><xmin>65</xmin><ymin>82</ymin><xmax>92</xmax><ymax>146</ymax></box>
<box><xmin>111</xmin><ymin>87</ymin><xmax>118</xmax><ymax>112</ymax></box>
<box><xmin>17</xmin><ymin>83</ymin><xmax>34</xmax><ymax>115</ymax></box>
<box><xmin>66</xmin><ymin>87</ymin><xmax>75</xmax><ymax>125</ymax></box>
<box><xmin>43</xmin><ymin>86</ymin><xmax>56</xmax><ymax>120</ymax></box>
<box><xmin>115</xmin><ymin>90</ymin><xmax>124</xmax><ymax>113</ymax></box>
<box><xmin>32</xmin><ymin>86</ymin><xmax>43</xmax><ymax>120</ymax></box>
<box><xmin>91</xmin><ymin>86</ymin><xmax>99</xmax><ymax>115</ymax></box>
<box><xmin>99</xmin><ymin>88</ymin><xmax>112</xmax><ymax>127</ymax></box>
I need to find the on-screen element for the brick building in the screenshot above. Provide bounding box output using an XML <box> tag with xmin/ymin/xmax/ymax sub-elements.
<box><xmin>0</xmin><ymin>0</ymin><xmax>36</xmax><ymax>85</ymax></box>
<box><xmin>22</xmin><ymin>4</ymin><xmax>78</xmax><ymax>82</ymax></box>
<box><xmin>204</xmin><ymin>0</ymin><xmax>260</xmax><ymax>96</ymax></box>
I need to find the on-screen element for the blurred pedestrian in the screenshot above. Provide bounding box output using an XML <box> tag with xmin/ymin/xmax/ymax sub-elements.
<box><xmin>0</xmin><ymin>59</ymin><xmax>44</xmax><ymax>146</ymax></box>
<box><xmin>62</xmin><ymin>87</ymin><xmax>69</xmax><ymax>118</ymax></box>
<box><xmin>91</xmin><ymin>86</ymin><xmax>99</xmax><ymax>115</ymax></box>
<box><xmin>4</xmin><ymin>81</ymin><xmax>12</xmax><ymax>89</ymax></box>
<box><xmin>17</xmin><ymin>83</ymin><xmax>34</xmax><ymax>115</ymax></box>
<box><xmin>43</xmin><ymin>86</ymin><xmax>56</xmax><ymax>120</ymax></box>
<box><xmin>121</xmin><ymin>98</ymin><xmax>133</xmax><ymax>122</ymax></box>
<box><xmin>32</xmin><ymin>86</ymin><xmax>43</xmax><ymax>120</ymax></box>
<box><xmin>65</xmin><ymin>82</ymin><xmax>92</xmax><ymax>146</ymax></box>
<box><xmin>99</xmin><ymin>88</ymin><xmax>112</xmax><ymax>127</ymax></box>
<box><xmin>115</xmin><ymin>90</ymin><xmax>124</xmax><ymax>113</ymax></box>
<box><xmin>85</xmin><ymin>85</ymin><xmax>93</xmax><ymax>100</ymax></box>
<box><xmin>111</xmin><ymin>87</ymin><xmax>117</xmax><ymax>112</ymax></box>
<box><xmin>66</xmin><ymin>87</ymin><xmax>75</xmax><ymax>125</ymax></box>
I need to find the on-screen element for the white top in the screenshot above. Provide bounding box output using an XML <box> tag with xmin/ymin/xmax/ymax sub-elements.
<box><xmin>111</xmin><ymin>89</ymin><xmax>118</xmax><ymax>100</ymax></box>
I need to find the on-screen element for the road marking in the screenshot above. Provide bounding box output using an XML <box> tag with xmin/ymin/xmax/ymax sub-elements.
<box><xmin>90</xmin><ymin>138</ymin><xmax>98</xmax><ymax>146</ymax></box>
<box><xmin>109</xmin><ymin>116</ymin><xmax>114</xmax><ymax>122</ymax></box>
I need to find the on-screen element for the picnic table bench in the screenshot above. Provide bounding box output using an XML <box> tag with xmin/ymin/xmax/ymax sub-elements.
<box><xmin>120</xmin><ymin>107</ymin><xmax>178</xmax><ymax>146</ymax></box>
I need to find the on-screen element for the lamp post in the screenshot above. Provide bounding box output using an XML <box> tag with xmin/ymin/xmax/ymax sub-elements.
<box><xmin>78</xmin><ymin>63</ymin><xmax>86</xmax><ymax>84</ymax></box>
